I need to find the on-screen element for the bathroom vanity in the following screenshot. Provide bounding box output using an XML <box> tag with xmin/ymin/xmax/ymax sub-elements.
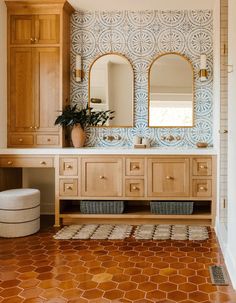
<box><xmin>0</xmin><ymin>148</ymin><xmax>216</xmax><ymax>227</ymax></box>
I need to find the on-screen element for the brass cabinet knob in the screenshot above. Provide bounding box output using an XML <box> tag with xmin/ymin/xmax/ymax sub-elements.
<box><xmin>34</xmin><ymin>126</ymin><xmax>37</xmax><ymax>129</ymax></box>
<box><xmin>30</xmin><ymin>126</ymin><xmax>33</xmax><ymax>129</ymax></box>
<box><xmin>66</xmin><ymin>186</ymin><xmax>72</xmax><ymax>190</ymax></box>
<box><xmin>99</xmin><ymin>176</ymin><xmax>105</xmax><ymax>179</ymax></box>
<box><xmin>47</xmin><ymin>138</ymin><xmax>51</xmax><ymax>142</ymax></box>
<box><xmin>30</xmin><ymin>38</ymin><xmax>34</xmax><ymax>43</ymax></box>
<box><xmin>18</xmin><ymin>138</ymin><xmax>23</xmax><ymax>142</ymax></box>
<box><xmin>132</xmin><ymin>165</ymin><xmax>139</xmax><ymax>170</ymax></box>
<box><xmin>7</xmin><ymin>161</ymin><xmax>13</xmax><ymax>165</ymax></box>
<box><xmin>34</xmin><ymin>38</ymin><xmax>38</xmax><ymax>43</ymax></box>
<box><xmin>199</xmin><ymin>186</ymin><xmax>206</xmax><ymax>191</ymax></box>
<box><xmin>200</xmin><ymin>165</ymin><xmax>207</xmax><ymax>169</ymax></box>
<box><xmin>132</xmin><ymin>186</ymin><xmax>139</xmax><ymax>191</ymax></box>
<box><xmin>66</xmin><ymin>165</ymin><xmax>72</xmax><ymax>169</ymax></box>
<box><xmin>165</xmin><ymin>176</ymin><xmax>173</xmax><ymax>180</ymax></box>
<box><xmin>40</xmin><ymin>161</ymin><xmax>46</xmax><ymax>165</ymax></box>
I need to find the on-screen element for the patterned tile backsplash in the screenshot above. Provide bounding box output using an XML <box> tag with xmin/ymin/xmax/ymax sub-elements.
<box><xmin>71</xmin><ymin>10</ymin><xmax>213</xmax><ymax>147</ymax></box>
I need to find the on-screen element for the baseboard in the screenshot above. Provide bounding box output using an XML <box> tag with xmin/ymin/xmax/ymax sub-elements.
<box><xmin>216</xmin><ymin>221</ymin><xmax>236</xmax><ymax>290</ymax></box>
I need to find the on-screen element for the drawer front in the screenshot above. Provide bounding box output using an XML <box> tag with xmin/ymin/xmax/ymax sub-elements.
<box><xmin>81</xmin><ymin>158</ymin><xmax>122</xmax><ymax>197</ymax></box>
<box><xmin>59</xmin><ymin>158</ymin><xmax>78</xmax><ymax>176</ymax></box>
<box><xmin>0</xmin><ymin>157</ymin><xmax>54</xmax><ymax>168</ymax></box>
<box><xmin>193</xmin><ymin>158</ymin><xmax>212</xmax><ymax>176</ymax></box>
<box><xmin>9</xmin><ymin>134</ymin><xmax>34</xmax><ymax>146</ymax></box>
<box><xmin>148</xmin><ymin>158</ymin><xmax>190</xmax><ymax>197</ymax></box>
<box><xmin>125</xmin><ymin>179</ymin><xmax>144</xmax><ymax>197</ymax></box>
<box><xmin>125</xmin><ymin>158</ymin><xmax>145</xmax><ymax>176</ymax></box>
<box><xmin>192</xmin><ymin>179</ymin><xmax>212</xmax><ymax>197</ymax></box>
<box><xmin>59</xmin><ymin>179</ymin><xmax>78</xmax><ymax>196</ymax></box>
<box><xmin>36</xmin><ymin>135</ymin><xmax>59</xmax><ymax>146</ymax></box>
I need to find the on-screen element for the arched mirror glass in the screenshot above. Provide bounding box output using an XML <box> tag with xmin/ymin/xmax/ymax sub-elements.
<box><xmin>89</xmin><ymin>53</ymin><xmax>133</xmax><ymax>127</ymax></box>
<box><xmin>149</xmin><ymin>53</ymin><xmax>194</xmax><ymax>127</ymax></box>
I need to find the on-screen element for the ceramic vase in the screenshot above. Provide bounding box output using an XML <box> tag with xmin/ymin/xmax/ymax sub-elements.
<box><xmin>71</xmin><ymin>124</ymin><xmax>86</xmax><ymax>147</ymax></box>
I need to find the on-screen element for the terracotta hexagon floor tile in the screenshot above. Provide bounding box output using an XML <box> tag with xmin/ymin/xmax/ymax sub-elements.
<box><xmin>124</xmin><ymin>289</ymin><xmax>145</xmax><ymax>301</ymax></box>
<box><xmin>41</xmin><ymin>287</ymin><xmax>63</xmax><ymax>299</ymax></box>
<box><xmin>146</xmin><ymin>290</ymin><xmax>166</xmax><ymax>301</ymax></box>
<box><xmin>62</xmin><ymin>288</ymin><xmax>83</xmax><ymax>299</ymax></box>
<box><xmin>188</xmin><ymin>276</ymin><xmax>206</xmax><ymax>284</ymax></box>
<box><xmin>98</xmin><ymin>281</ymin><xmax>118</xmax><ymax>291</ymax></box>
<box><xmin>0</xmin><ymin>279</ymin><xmax>21</xmax><ymax>288</ymax></box>
<box><xmin>169</xmin><ymin>274</ymin><xmax>187</xmax><ymax>284</ymax></box>
<box><xmin>82</xmin><ymin>289</ymin><xmax>104</xmax><ymax>300</ymax></box>
<box><xmin>103</xmin><ymin>289</ymin><xmax>124</xmax><ymax>300</ymax></box>
<box><xmin>168</xmin><ymin>290</ymin><xmax>188</xmax><ymax>301</ymax></box>
<box><xmin>159</xmin><ymin>268</ymin><xmax>178</xmax><ymax>276</ymax></box>
<box><xmin>118</xmin><ymin>281</ymin><xmax>137</xmax><ymax>291</ymax></box>
<box><xmin>189</xmin><ymin>291</ymin><xmax>209</xmax><ymax>302</ymax></box>
<box><xmin>159</xmin><ymin>282</ymin><xmax>177</xmax><ymax>292</ymax></box>
<box><xmin>0</xmin><ymin>298</ymin><xmax>24</xmax><ymax>303</ymax></box>
<box><xmin>131</xmin><ymin>274</ymin><xmax>149</xmax><ymax>283</ymax></box>
<box><xmin>38</xmin><ymin>279</ymin><xmax>59</xmax><ymax>289</ymax></box>
<box><xmin>112</xmin><ymin>273</ymin><xmax>130</xmax><ymax>283</ymax></box>
<box><xmin>0</xmin><ymin>287</ymin><xmax>22</xmax><ymax>298</ymax></box>
<box><xmin>150</xmin><ymin>274</ymin><xmax>168</xmax><ymax>284</ymax></box>
<box><xmin>19</xmin><ymin>278</ymin><xmax>40</xmax><ymax>289</ymax></box>
<box><xmin>92</xmin><ymin>273</ymin><xmax>113</xmax><ymax>283</ymax></box>
<box><xmin>19</xmin><ymin>287</ymin><xmax>43</xmax><ymax>299</ymax></box>
<box><xmin>124</xmin><ymin>267</ymin><xmax>142</xmax><ymax>276</ymax></box>
<box><xmin>179</xmin><ymin>282</ymin><xmax>198</xmax><ymax>292</ymax></box>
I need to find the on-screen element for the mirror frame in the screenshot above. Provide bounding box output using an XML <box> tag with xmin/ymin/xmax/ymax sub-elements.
<box><xmin>148</xmin><ymin>52</ymin><xmax>195</xmax><ymax>128</ymax></box>
<box><xmin>88</xmin><ymin>52</ymin><xmax>134</xmax><ymax>128</ymax></box>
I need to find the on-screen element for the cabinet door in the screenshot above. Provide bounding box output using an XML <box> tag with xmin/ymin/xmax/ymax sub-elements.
<box><xmin>34</xmin><ymin>48</ymin><xmax>60</xmax><ymax>132</ymax></box>
<box><xmin>10</xmin><ymin>48</ymin><xmax>35</xmax><ymax>132</ymax></box>
<box><xmin>35</xmin><ymin>15</ymin><xmax>60</xmax><ymax>44</ymax></box>
<box><xmin>10</xmin><ymin>15</ymin><xmax>35</xmax><ymax>45</ymax></box>
<box><xmin>81</xmin><ymin>158</ymin><xmax>123</xmax><ymax>197</ymax></box>
<box><xmin>148</xmin><ymin>158</ymin><xmax>190</xmax><ymax>197</ymax></box>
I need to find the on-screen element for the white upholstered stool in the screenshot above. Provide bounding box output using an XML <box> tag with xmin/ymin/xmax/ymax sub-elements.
<box><xmin>0</xmin><ymin>188</ymin><xmax>40</xmax><ymax>238</ymax></box>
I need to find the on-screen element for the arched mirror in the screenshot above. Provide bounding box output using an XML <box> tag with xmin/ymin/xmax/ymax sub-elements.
<box><xmin>89</xmin><ymin>53</ymin><xmax>134</xmax><ymax>127</ymax></box>
<box><xmin>148</xmin><ymin>53</ymin><xmax>194</xmax><ymax>127</ymax></box>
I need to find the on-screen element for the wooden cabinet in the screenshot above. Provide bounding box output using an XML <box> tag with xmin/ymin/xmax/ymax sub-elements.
<box><xmin>6</xmin><ymin>0</ymin><xmax>74</xmax><ymax>147</ymax></box>
<box><xmin>54</xmin><ymin>155</ymin><xmax>216</xmax><ymax>227</ymax></box>
<box><xmin>148</xmin><ymin>158</ymin><xmax>190</xmax><ymax>197</ymax></box>
<box><xmin>10</xmin><ymin>14</ymin><xmax>60</xmax><ymax>45</ymax></box>
<box><xmin>81</xmin><ymin>157</ymin><xmax>123</xmax><ymax>197</ymax></box>
<box><xmin>9</xmin><ymin>47</ymin><xmax>60</xmax><ymax>136</ymax></box>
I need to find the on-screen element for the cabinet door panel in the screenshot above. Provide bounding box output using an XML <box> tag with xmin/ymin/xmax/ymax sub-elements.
<box><xmin>34</xmin><ymin>48</ymin><xmax>60</xmax><ymax>132</ymax></box>
<box><xmin>81</xmin><ymin>158</ymin><xmax>122</xmax><ymax>197</ymax></box>
<box><xmin>10</xmin><ymin>15</ymin><xmax>34</xmax><ymax>45</ymax></box>
<box><xmin>10</xmin><ymin>48</ymin><xmax>35</xmax><ymax>132</ymax></box>
<box><xmin>148</xmin><ymin>158</ymin><xmax>190</xmax><ymax>197</ymax></box>
<box><xmin>35</xmin><ymin>15</ymin><xmax>60</xmax><ymax>44</ymax></box>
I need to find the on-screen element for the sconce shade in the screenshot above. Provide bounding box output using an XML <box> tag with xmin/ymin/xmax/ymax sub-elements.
<box><xmin>75</xmin><ymin>54</ymin><xmax>82</xmax><ymax>82</ymax></box>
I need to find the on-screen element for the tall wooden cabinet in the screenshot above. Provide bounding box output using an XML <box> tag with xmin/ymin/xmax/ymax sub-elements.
<box><xmin>5</xmin><ymin>0</ymin><xmax>74</xmax><ymax>147</ymax></box>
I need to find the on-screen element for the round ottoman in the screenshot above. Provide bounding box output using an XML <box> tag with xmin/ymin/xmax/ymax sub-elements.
<box><xmin>0</xmin><ymin>188</ymin><xmax>40</xmax><ymax>238</ymax></box>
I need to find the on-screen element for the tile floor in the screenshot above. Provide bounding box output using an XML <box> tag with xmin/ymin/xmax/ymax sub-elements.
<box><xmin>0</xmin><ymin>219</ymin><xmax>236</xmax><ymax>303</ymax></box>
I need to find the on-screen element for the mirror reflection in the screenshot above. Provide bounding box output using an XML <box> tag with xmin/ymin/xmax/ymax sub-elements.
<box><xmin>149</xmin><ymin>53</ymin><xmax>194</xmax><ymax>127</ymax></box>
<box><xmin>89</xmin><ymin>54</ymin><xmax>133</xmax><ymax>127</ymax></box>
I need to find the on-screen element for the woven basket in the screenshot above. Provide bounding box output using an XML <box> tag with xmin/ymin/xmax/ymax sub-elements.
<box><xmin>150</xmin><ymin>201</ymin><xmax>194</xmax><ymax>215</ymax></box>
<box><xmin>80</xmin><ymin>201</ymin><xmax>124</xmax><ymax>214</ymax></box>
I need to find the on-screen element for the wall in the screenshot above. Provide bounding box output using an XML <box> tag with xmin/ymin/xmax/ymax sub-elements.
<box><xmin>223</xmin><ymin>0</ymin><xmax>236</xmax><ymax>289</ymax></box>
<box><xmin>71</xmin><ymin>10</ymin><xmax>213</xmax><ymax>147</ymax></box>
<box><xmin>0</xmin><ymin>1</ymin><xmax>7</xmax><ymax>147</ymax></box>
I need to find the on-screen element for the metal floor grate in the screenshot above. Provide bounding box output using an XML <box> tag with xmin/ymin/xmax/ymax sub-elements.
<box><xmin>209</xmin><ymin>265</ymin><xmax>229</xmax><ymax>286</ymax></box>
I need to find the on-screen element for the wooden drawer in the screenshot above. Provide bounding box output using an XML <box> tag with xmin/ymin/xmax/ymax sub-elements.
<box><xmin>0</xmin><ymin>157</ymin><xmax>54</xmax><ymax>168</ymax></box>
<box><xmin>81</xmin><ymin>157</ymin><xmax>122</xmax><ymax>197</ymax></box>
<box><xmin>125</xmin><ymin>158</ymin><xmax>145</xmax><ymax>176</ymax></box>
<box><xmin>9</xmin><ymin>134</ymin><xmax>34</xmax><ymax>146</ymax></box>
<box><xmin>59</xmin><ymin>158</ymin><xmax>78</xmax><ymax>176</ymax></box>
<box><xmin>193</xmin><ymin>179</ymin><xmax>212</xmax><ymax>197</ymax></box>
<box><xmin>193</xmin><ymin>158</ymin><xmax>212</xmax><ymax>176</ymax></box>
<box><xmin>36</xmin><ymin>135</ymin><xmax>59</xmax><ymax>146</ymax></box>
<box><xmin>125</xmin><ymin>179</ymin><xmax>144</xmax><ymax>197</ymax></box>
<box><xmin>59</xmin><ymin>179</ymin><xmax>78</xmax><ymax>196</ymax></box>
<box><xmin>148</xmin><ymin>158</ymin><xmax>190</xmax><ymax>197</ymax></box>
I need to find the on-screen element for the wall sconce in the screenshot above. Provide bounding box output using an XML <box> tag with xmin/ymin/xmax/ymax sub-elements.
<box><xmin>75</xmin><ymin>54</ymin><xmax>83</xmax><ymax>82</ymax></box>
<box><xmin>199</xmin><ymin>54</ymin><xmax>208</xmax><ymax>82</ymax></box>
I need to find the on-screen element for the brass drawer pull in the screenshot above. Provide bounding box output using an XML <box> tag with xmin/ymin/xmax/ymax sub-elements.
<box><xmin>66</xmin><ymin>165</ymin><xmax>72</xmax><ymax>169</ymax></box>
<box><xmin>199</xmin><ymin>165</ymin><xmax>207</xmax><ymax>169</ymax></box>
<box><xmin>166</xmin><ymin>176</ymin><xmax>173</xmax><ymax>180</ymax></box>
<box><xmin>132</xmin><ymin>165</ymin><xmax>139</xmax><ymax>169</ymax></box>
<box><xmin>132</xmin><ymin>186</ymin><xmax>139</xmax><ymax>191</ymax></box>
<box><xmin>100</xmin><ymin>176</ymin><xmax>105</xmax><ymax>179</ymax></box>
<box><xmin>66</xmin><ymin>186</ymin><xmax>73</xmax><ymax>190</ymax></box>
<box><xmin>7</xmin><ymin>161</ymin><xmax>13</xmax><ymax>165</ymax></box>
<box><xmin>199</xmin><ymin>186</ymin><xmax>207</xmax><ymax>191</ymax></box>
<box><xmin>40</xmin><ymin>161</ymin><xmax>46</xmax><ymax>165</ymax></box>
<box><xmin>18</xmin><ymin>138</ymin><xmax>23</xmax><ymax>142</ymax></box>
<box><xmin>47</xmin><ymin>138</ymin><xmax>51</xmax><ymax>142</ymax></box>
